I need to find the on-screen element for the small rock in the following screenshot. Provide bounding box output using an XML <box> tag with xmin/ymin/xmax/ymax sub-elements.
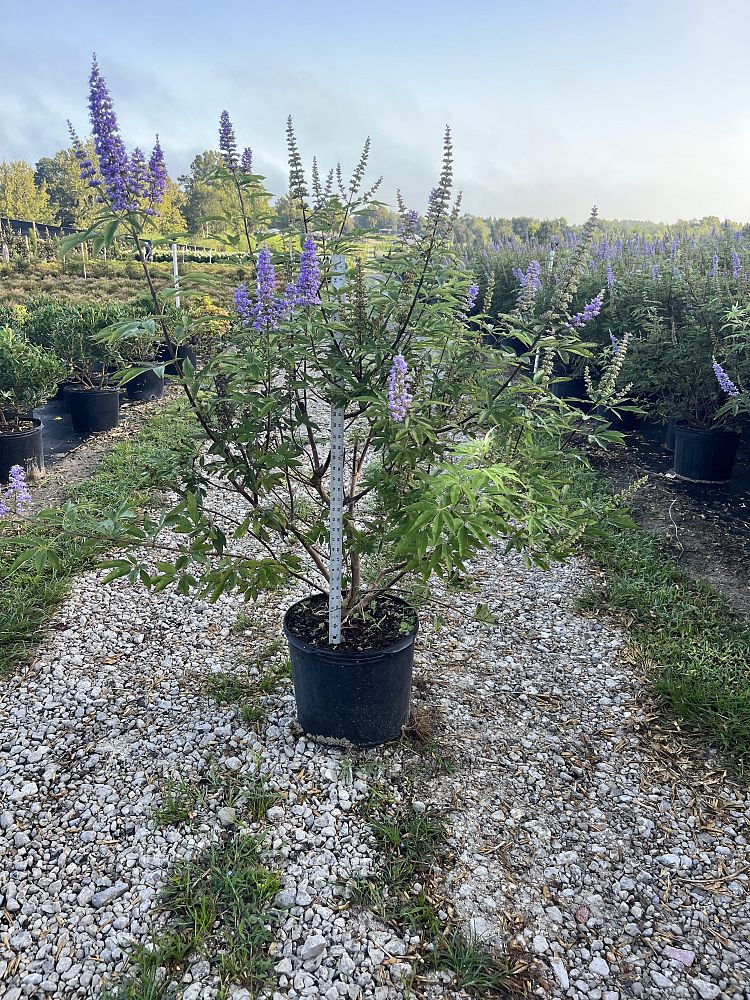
<box><xmin>218</xmin><ymin>806</ymin><xmax>237</xmax><ymax>827</ymax></box>
<box><xmin>663</xmin><ymin>945</ymin><xmax>695</xmax><ymax>967</ymax></box>
<box><xmin>691</xmin><ymin>980</ymin><xmax>720</xmax><ymax>1000</ymax></box>
<box><xmin>590</xmin><ymin>956</ymin><xmax>609</xmax><ymax>976</ymax></box>
<box><xmin>300</xmin><ymin>934</ymin><xmax>326</xmax><ymax>961</ymax></box>
<box><xmin>550</xmin><ymin>957</ymin><xmax>569</xmax><ymax>990</ymax></box>
<box><xmin>91</xmin><ymin>883</ymin><xmax>129</xmax><ymax>908</ymax></box>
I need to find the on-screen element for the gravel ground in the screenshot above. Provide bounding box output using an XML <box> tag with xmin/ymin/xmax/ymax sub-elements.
<box><xmin>1</xmin><ymin>519</ymin><xmax>748</xmax><ymax>998</ymax></box>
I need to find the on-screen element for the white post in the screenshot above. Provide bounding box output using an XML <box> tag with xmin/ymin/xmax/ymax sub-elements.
<box><xmin>328</xmin><ymin>253</ymin><xmax>346</xmax><ymax>645</ymax></box>
<box><xmin>172</xmin><ymin>242</ymin><xmax>180</xmax><ymax>309</ymax></box>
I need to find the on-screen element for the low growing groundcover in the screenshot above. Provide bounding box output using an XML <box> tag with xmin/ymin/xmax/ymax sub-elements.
<box><xmin>0</xmin><ymin>400</ymin><xmax>199</xmax><ymax>678</ymax></box>
<box><xmin>576</xmin><ymin>467</ymin><xmax>750</xmax><ymax>775</ymax></box>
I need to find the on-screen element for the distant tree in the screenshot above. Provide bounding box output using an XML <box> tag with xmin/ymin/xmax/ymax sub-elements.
<box><xmin>180</xmin><ymin>150</ymin><xmax>269</xmax><ymax>242</ymax></box>
<box><xmin>0</xmin><ymin>160</ymin><xmax>55</xmax><ymax>223</ymax></box>
<box><xmin>35</xmin><ymin>144</ymin><xmax>100</xmax><ymax>228</ymax></box>
<box><xmin>453</xmin><ymin>214</ymin><xmax>491</xmax><ymax>249</ymax></box>
<box><xmin>146</xmin><ymin>176</ymin><xmax>187</xmax><ymax>235</ymax></box>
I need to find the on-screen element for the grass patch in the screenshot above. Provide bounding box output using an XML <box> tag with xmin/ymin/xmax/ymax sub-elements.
<box><xmin>0</xmin><ymin>399</ymin><xmax>200</xmax><ymax>679</ymax></box>
<box><xmin>574</xmin><ymin>465</ymin><xmax>750</xmax><ymax>774</ymax></box>
<box><xmin>204</xmin><ymin>653</ymin><xmax>291</xmax><ymax>728</ymax></box>
<box><xmin>152</xmin><ymin>760</ymin><xmax>277</xmax><ymax>828</ymax></box>
<box><xmin>152</xmin><ymin>777</ymin><xmax>203</xmax><ymax>828</ymax></box>
<box><xmin>352</xmin><ymin>789</ymin><xmax>527</xmax><ymax>996</ymax></box>
<box><xmin>109</xmin><ymin>836</ymin><xmax>280</xmax><ymax>1000</ymax></box>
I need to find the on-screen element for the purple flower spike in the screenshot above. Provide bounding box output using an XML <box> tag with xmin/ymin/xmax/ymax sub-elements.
<box><xmin>147</xmin><ymin>136</ymin><xmax>167</xmax><ymax>210</ymax></box>
<box><xmin>219</xmin><ymin>110</ymin><xmax>238</xmax><ymax>170</ymax></box>
<box><xmin>732</xmin><ymin>251</ymin><xmax>741</xmax><ymax>279</ymax></box>
<box><xmin>712</xmin><ymin>360</ymin><xmax>740</xmax><ymax>397</ymax></box>
<box><xmin>388</xmin><ymin>354</ymin><xmax>413</xmax><ymax>423</ymax></box>
<box><xmin>513</xmin><ymin>260</ymin><xmax>542</xmax><ymax>294</ymax></box>
<box><xmin>127</xmin><ymin>147</ymin><xmax>147</xmax><ymax>209</ymax></box>
<box><xmin>240</xmin><ymin>147</ymin><xmax>253</xmax><ymax>172</ymax></box>
<box><xmin>2</xmin><ymin>464</ymin><xmax>31</xmax><ymax>517</ymax></box>
<box><xmin>234</xmin><ymin>283</ymin><xmax>252</xmax><ymax>325</ymax></box>
<box><xmin>295</xmin><ymin>237</ymin><xmax>321</xmax><ymax>306</ymax></box>
<box><xmin>709</xmin><ymin>252</ymin><xmax>719</xmax><ymax>279</ymax></box>
<box><xmin>88</xmin><ymin>56</ymin><xmax>130</xmax><ymax>210</ymax></box>
<box><xmin>466</xmin><ymin>284</ymin><xmax>479</xmax><ymax>312</ymax></box>
<box><xmin>569</xmin><ymin>291</ymin><xmax>604</xmax><ymax>329</ymax></box>
<box><xmin>606</xmin><ymin>263</ymin><xmax>615</xmax><ymax>289</ymax></box>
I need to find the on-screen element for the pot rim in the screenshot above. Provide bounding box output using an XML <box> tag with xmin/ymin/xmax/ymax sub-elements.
<box><xmin>674</xmin><ymin>424</ymin><xmax>740</xmax><ymax>440</ymax></box>
<box><xmin>0</xmin><ymin>416</ymin><xmax>43</xmax><ymax>437</ymax></box>
<box><xmin>65</xmin><ymin>385</ymin><xmax>122</xmax><ymax>395</ymax></box>
<box><xmin>283</xmin><ymin>593</ymin><xmax>419</xmax><ymax>660</ymax></box>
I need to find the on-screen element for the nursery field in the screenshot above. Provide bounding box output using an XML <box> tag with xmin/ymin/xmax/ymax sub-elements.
<box><xmin>1</xmin><ymin>60</ymin><xmax>749</xmax><ymax>1000</ymax></box>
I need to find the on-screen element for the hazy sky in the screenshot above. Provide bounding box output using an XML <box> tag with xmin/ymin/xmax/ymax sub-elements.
<box><xmin>2</xmin><ymin>0</ymin><xmax>749</xmax><ymax>223</ymax></box>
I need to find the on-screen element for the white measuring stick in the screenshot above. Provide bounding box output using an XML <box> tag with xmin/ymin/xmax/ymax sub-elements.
<box><xmin>328</xmin><ymin>253</ymin><xmax>347</xmax><ymax>645</ymax></box>
<box><xmin>172</xmin><ymin>242</ymin><xmax>180</xmax><ymax>310</ymax></box>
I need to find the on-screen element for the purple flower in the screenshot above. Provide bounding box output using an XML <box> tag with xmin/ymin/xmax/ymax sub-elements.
<box><xmin>146</xmin><ymin>136</ymin><xmax>167</xmax><ymax>211</ymax></box>
<box><xmin>569</xmin><ymin>291</ymin><xmax>604</xmax><ymax>329</ymax></box>
<box><xmin>294</xmin><ymin>237</ymin><xmax>321</xmax><ymax>306</ymax></box>
<box><xmin>240</xmin><ymin>147</ymin><xmax>253</xmax><ymax>172</ymax></box>
<box><xmin>466</xmin><ymin>284</ymin><xmax>479</xmax><ymax>312</ymax></box>
<box><xmin>513</xmin><ymin>260</ymin><xmax>542</xmax><ymax>293</ymax></box>
<box><xmin>709</xmin><ymin>252</ymin><xmax>719</xmax><ymax>279</ymax></box>
<box><xmin>712</xmin><ymin>360</ymin><xmax>740</xmax><ymax>397</ymax></box>
<box><xmin>1</xmin><ymin>464</ymin><xmax>31</xmax><ymax>517</ymax></box>
<box><xmin>88</xmin><ymin>56</ymin><xmax>130</xmax><ymax>210</ymax></box>
<box><xmin>219</xmin><ymin>110</ymin><xmax>238</xmax><ymax>170</ymax></box>
<box><xmin>127</xmin><ymin>147</ymin><xmax>147</xmax><ymax>209</ymax></box>
<box><xmin>606</xmin><ymin>262</ymin><xmax>615</xmax><ymax>288</ymax></box>
<box><xmin>610</xmin><ymin>333</ymin><xmax>619</xmax><ymax>355</ymax></box>
<box><xmin>388</xmin><ymin>354</ymin><xmax>412</xmax><ymax>422</ymax></box>
<box><xmin>234</xmin><ymin>283</ymin><xmax>252</xmax><ymax>325</ymax></box>
<box><xmin>651</xmin><ymin>264</ymin><xmax>660</xmax><ymax>280</ymax></box>
<box><xmin>732</xmin><ymin>251</ymin><xmax>741</xmax><ymax>278</ymax></box>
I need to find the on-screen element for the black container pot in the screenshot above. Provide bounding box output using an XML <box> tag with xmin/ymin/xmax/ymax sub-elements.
<box><xmin>283</xmin><ymin>596</ymin><xmax>418</xmax><ymax>748</ymax></box>
<box><xmin>664</xmin><ymin>418</ymin><xmax>684</xmax><ymax>451</ymax></box>
<box><xmin>0</xmin><ymin>418</ymin><xmax>44</xmax><ymax>482</ymax></box>
<box><xmin>551</xmin><ymin>375</ymin><xmax>591</xmax><ymax>411</ymax></box>
<box><xmin>126</xmin><ymin>369</ymin><xmax>165</xmax><ymax>403</ymax></box>
<box><xmin>156</xmin><ymin>344</ymin><xmax>198</xmax><ymax>376</ymax></box>
<box><xmin>672</xmin><ymin>425</ymin><xmax>740</xmax><ymax>483</ymax></box>
<box><xmin>595</xmin><ymin>404</ymin><xmax>641</xmax><ymax>433</ymax></box>
<box><xmin>66</xmin><ymin>387</ymin><xmax>121</xmax><ymax>433</ymax></box>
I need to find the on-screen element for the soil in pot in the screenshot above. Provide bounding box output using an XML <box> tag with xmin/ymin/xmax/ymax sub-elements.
<box><xmin>126</xmin><ymin>369</ymin><xmax>165</xmax><ymax>403</ymax></box>
<box><xmin>66</xmin><ymin>387</ymin><xmax>121</xmax><ymax>434</ymax></box>
<box><xmin>283</xmin><ymin>594</ymin><xmax>418</xmax><ymax>748</ymax></box>
<box><xmin>672</xmin><ymin>425</ymin><xmax>740</xmax><ymax>483</ymax></box>
<box><xmin>0</xmin><ymin>417</ymin><xmax>44</xmax><ymax>482</ymax></box>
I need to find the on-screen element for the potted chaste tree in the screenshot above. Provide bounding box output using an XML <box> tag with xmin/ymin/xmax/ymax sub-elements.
<box><xmin>0</xmin><ymin>326</ymin><xmax>65</xmax><ymax>482</ymax></box>
<box><xmin>31</xmin><ymin>59</ymin><xmax>632</xmax><ymax>747</ymax></box>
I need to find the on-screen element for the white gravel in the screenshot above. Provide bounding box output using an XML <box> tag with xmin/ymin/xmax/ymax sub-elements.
<box><xmin>1</xmin><ymin>505</ymin><xmax>748</xmax><ymax>998</ymax></box>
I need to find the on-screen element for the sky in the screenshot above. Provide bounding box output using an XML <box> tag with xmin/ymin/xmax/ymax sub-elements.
<box><xmin>2</xmin><ymin>0</ymin><xmax>749</xmax><ymax>223</ymax></box>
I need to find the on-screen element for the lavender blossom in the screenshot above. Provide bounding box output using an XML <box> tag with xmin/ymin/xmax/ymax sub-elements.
<box><xmin>610</xmin><ymin>333</ymin><xmax>620</xmax><ymax>355</ymax></box>
<box><xmin>466</xmin><ymin>283</ymin><xmax>479</xmax><ymax>312</ymax></box>
<box><xmin>732</xmin><ymin>251</ymin><xmax>741</xmax><ymax>278</ymax></box>
<box><xmin>88</xmin><ymin>57</ymin><xmax>130</xmax><ymax>210</ymax></box>
<box><xmin>388</xmin><ymin>354</ymin><xmax>412</xmax><ymax>422</ymax></box>
<box><xmin>606</xmin><ymin>262</ymin><xmax>615</xmax><ymax>289</ymax></box>
<box><xmin>127</xmin><ymin>147</ymin><xmax>147</xmax><ymax>210</ymax></box>
<box><xmin>652</xmin><ymin>264</ymin><xmax>660</xmax><ymax>280</ymax></box>
<box><xmin>234</xmin><ymin>283</ymin><xmax>252</xmax><ymax>325</ymax></box>
<box><xmin>240</xmin><ymin>147</ymin><xmax>253</xmax><ymax>172</ymax></box>
<box><xmin>569</xmin><ymin>291</ymin><xmax>604</xmax><ymax>329</ymax></box>
<box><xmin>219</xmin><ymin>111</ymin><xmax>238</xmax><ymax>169</ymax></box>
<box><xmin>709</xmin><ymin>252</ymin><xmax>719</xmax><ymax>279</ymax></box>
<box><xmin>294</xmin><ymin>237</ymin><xmax>321</xmax><ymax>306</ymax></box>
<box><xmin>1</xmin><ymin>465</ymin><xmax>31</xmax><ymax>517</ymax></box>
<box><xmin>146</xmin><ymin>136</ymin><xmax>167</xmax><ymax>211</ymax></box>
<box><xmin>712</xmin><ymin>360</ymin><xmax>740</xmax><ymax>397</ymax></box>
<box><xmin>512</xmin><ymin>260</ymin><xmax>542</xmax><ymax>293</ymax></box>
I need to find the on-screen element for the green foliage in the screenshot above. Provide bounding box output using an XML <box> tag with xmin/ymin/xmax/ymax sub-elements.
<box><xmin>574</xmin><ymin>466</ymin><xmax>750</xmax><ymax>774</ymax></box>
<box><xmin>0</xmin><ymin>326</ymin><xmax>65</xmax><ymax>422</ymax></box>
<box><xmin>0</xmin><ymin>401</ymin><xmax>200</xmax><ymax>677</ymax></box>
<box><xmin>0</xmin><ymin>160</ymin><xmax>55</xmax><ymax>223</ymax></box>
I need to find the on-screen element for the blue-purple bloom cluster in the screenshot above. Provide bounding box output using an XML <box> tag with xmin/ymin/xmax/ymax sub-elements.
<box><xmin>388</xmin><ymin>354</ymin><xmax>412</xmax><ymax>422</ymax></box>
<box><xmin>466</xmin><ymin>284</ymin><xmax>479</xmax><ymax>312</ymax></box>
<box><xmin>219</xmin><ymin>110</ymin><xmax>238</xmax><ymax>170</ymax></box>
<box><xmin>512</xmin><ymin>260</ymin><xmax>542</xmax><ymax>293</ymax></box>
<box><xmin>73</xmin><ymin>58</ymin><xmax>166</xmax><ymax>216</ymax></box>
<box><xmin>241</xmin><ymin>147</ymin><xmax>254</xmax><ymax>172</ymax></box>
<box><xmin>569</xmin><ymin>291</ymin><xmax>604</xmax><ymax>329</ymax></box>
<box><xmin>606</xmin><ymin>262</ymin><xmax>615</xmax><ymax>289</ymax></box>
<box><xmin>732</xmin><ymin>251</ymin><xmax>742</xmax><ymax>278</ymax></box>
<box><xmin>712</xmin><ymin>360</ymin><xmax>740</xmax><ymax>397</ymax></box>
<box><xmin>0</xmin><ymin>465</ymin><xmax>31</xmax><ymax>518</ymax></box>
<box><xmin>709</xmin><ymin>252</ymin><xmax>719</xmax><ymax>279</ymax></box>
<box><xmin>234</xmin><ymin>250</ymin><xmax>291</xmax><ymax>330</ymax></box>
<box><xmin>294</xmin><ymin>238</ymin><xmax>321</xmax><ymax>306</ymax></box>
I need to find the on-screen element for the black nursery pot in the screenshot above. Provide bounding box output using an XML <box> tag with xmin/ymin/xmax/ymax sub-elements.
<box><xmin>283</xmin><ymin>596</ymin><xmax>418</xmax><ymax>748</ymax></box>
<box><xmin>664</xmin><ymin>418</ymin><xmax>684</xmax><ymax>451</ymax></box>
<box><xmin>126</xmin><ymin>369</ymin><xmax>165</xmax><ymax>403</ymax></box>
<box><xmin>551</xmin><ymin>375</ymin><xmax>591</xmax><ymax>411</ymax></box>
<box><xmin>156</xmin><ymin>344</ymin><xmax>198</xmax><ymax>376</ymax></box>
<box><xmin>595</xmin><ymin>405</ymin><xmax>641</xmax><ymax>433</ymax></box>
<box><xmin>0</xmin><ymin>418</ymin><xmax>44</xmax><ymax>483</ymax></box>
<box><xmin>66</xmin><ymin>387</ymin><xmax>121</xmax><ymax>433</ymax></box>
<box><xmin>672</xmin><ymin>425</ymin><xmax>740</xmax><ymax>483</ymax></box>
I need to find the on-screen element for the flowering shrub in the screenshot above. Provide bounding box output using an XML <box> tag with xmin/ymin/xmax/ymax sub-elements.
<box><xmin>0</xmin><ymin>466</ymin><xmax>31</xmax><ymax>518</ymax></box>
<box><xmin>25</xmin><ymin>59</ymin><xmax>635</xmax><ymax>643</ymax></box>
